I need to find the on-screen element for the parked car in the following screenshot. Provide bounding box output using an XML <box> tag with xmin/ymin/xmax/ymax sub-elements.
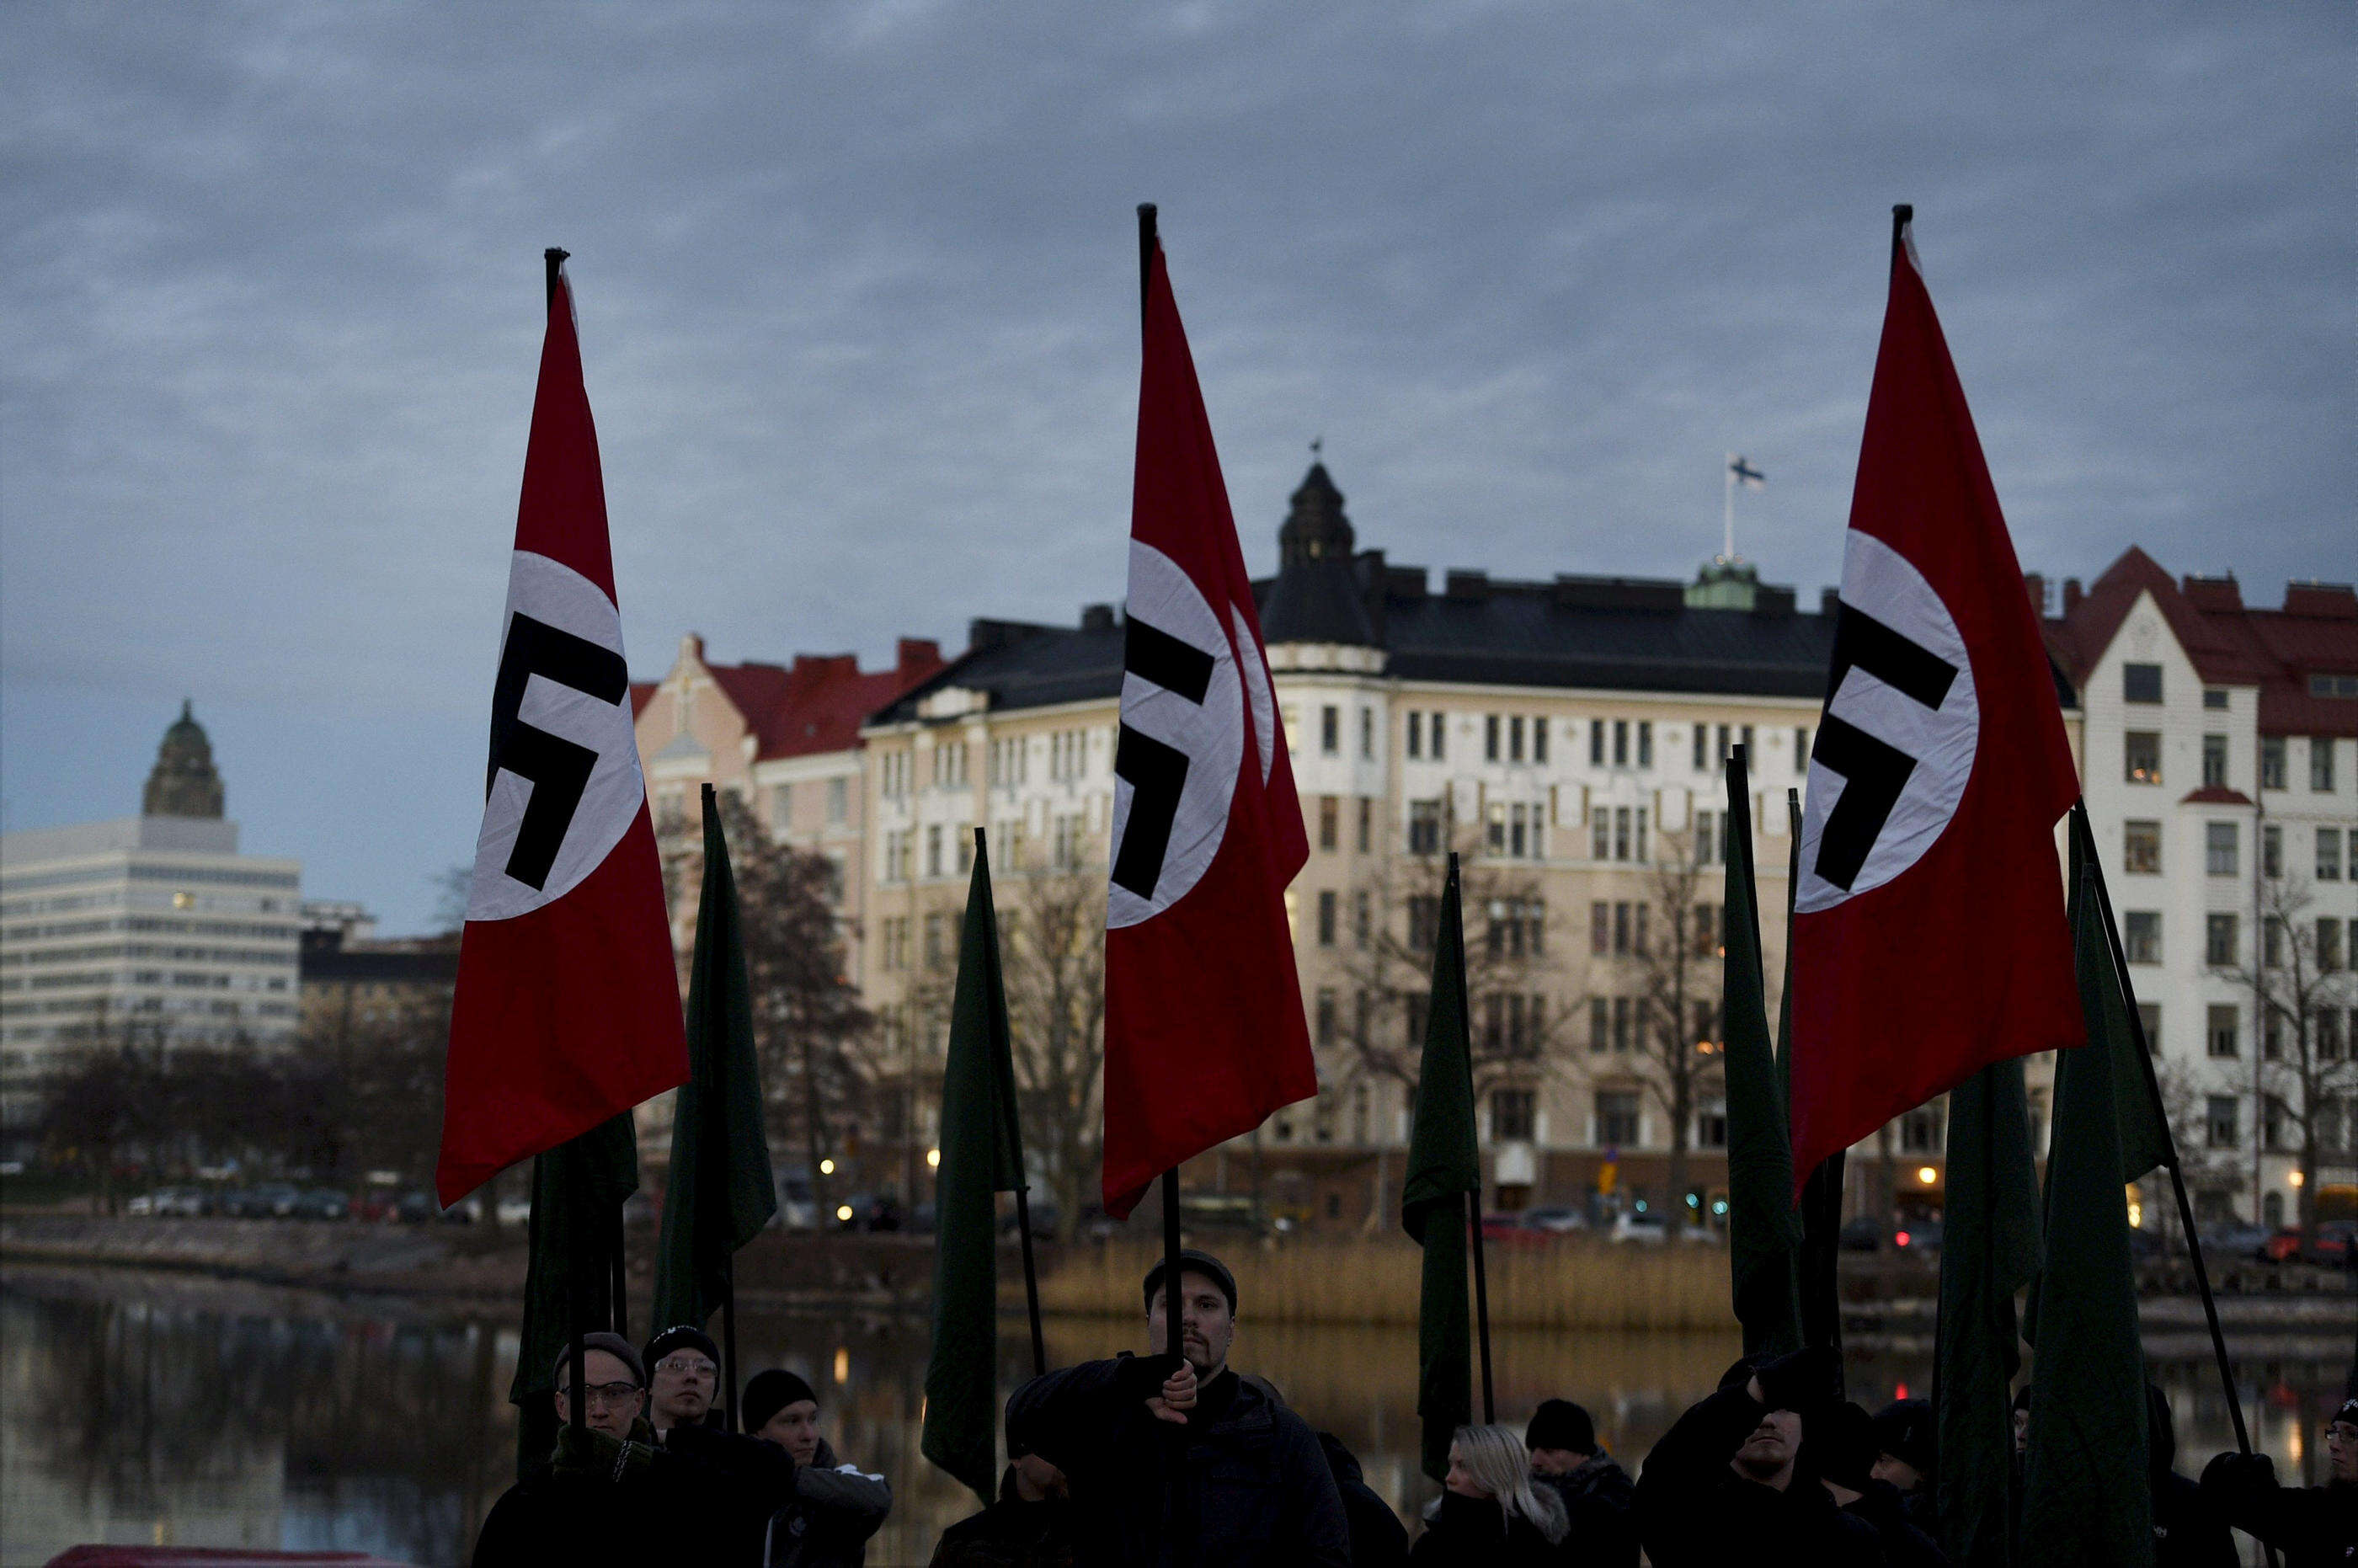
<box><xmin>2307</xmin><ymin>1220</ymin><xmax>2355</xmax><ymax>1267</ymax></box>
<box><xmin>1838</xmin><ymin>1216</ymin><xmax>1886</xmax><ymax>1252</ymax></box>
<box><xmin>291</xmin><ymin>1188</ymin><xmax>348</xmax><ymax>1221</ymax></box>
<box><xmin>1518</xmin><ymin>1205</ymin><xmax>1588</xmax><ymax>1234</ymax></box>
<box><xmin>772</xmin><ymin>1170</ymin><xmax>819</xmax><ymax>1231</ymax></box>
<box><xmin>835</xmin><ymin>1192</ymin><xmax>903</xmax><ymax>1232</ymax></box>
<box><xmin>1891</xmin><ymin>1219</ymin><xmax>1943</xmax><ymax>1253</ymax></box>
<box><xmin>395</xmin><ymin>1190</ymin><xmax>440</xmax><ymax>1224</ymax></box>
<box><xmin>1608</xmin><ymin>1211</ymin><xmax>1667</xmax><ymax>1245</ymax></box>
<box><xmin>494</xmin><ymin>1194</ymin><xmax>532</xmax><ymax>1226</ymax></box>
<box><xmin>2199</xmin><ymin>1221</ymin><xmax>2271</xmax><ymax>1260</ymax></box>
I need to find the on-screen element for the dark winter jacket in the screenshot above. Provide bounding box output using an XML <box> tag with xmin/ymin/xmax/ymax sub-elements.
<box><xmin>661</xmin><ymin>1420</ymin><xmax>804</xmax><ymax>1560</ymax></box>
<box><xmin>1008</xmin><ymin>1354</ymin><xmax>1351</xmax><ymax>1568</ymax></box>
<box><xmin>1319</xmin><ymin>1431</ymin><xmax>1409</xmax><ymax>1568</ymax></box>
<box><xmin>472</xmin><ymin>1418</ymin><xmax>728</xmax><ymax>1565</ymax></box>
<box><xmin>2199</xmin><ymin>1451</ymin><xmax>2358</xmax><ymax>1568</ymax></box>
<box><xmin>2145</xmin><ymin>1389</ymin><xmax>2236</xmax><ymax>1568</ymax></box>
<box><xmin>926</xmin><ymin>1465</ymin><xmax>1082</xmax><ymax>1568</ymax></box>
<box><xmin>761</xmin><ymin>1437</ymin><xmax>893</xmax><ymax>1568</ymax></box>
<box><xmin>1635</xmin><ymin>1384</ymin><xmax>1881</xmax><ymax>1568</ymax></box>
<box><xmin>1532</xmin><ymin>1450</ymin><xmax>1639</xmax><ymax>1568</ymax></box>
<box><xmin>1407</xmin><ymin>1488</ymin><xmax>1564</xmax><ymax>1568</ymax></box>
<box><xmin>1838</xmin><ymin>1477</ymin><xmax>1949</xmax><ymax>1568</ymax></box>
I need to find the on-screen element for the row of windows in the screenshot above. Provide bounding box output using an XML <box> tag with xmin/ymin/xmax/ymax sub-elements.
<box><xmin>767</xmin><ymin>777</ymin><xmax>852</xmax><ymax>829</ymax></box>
<box><xmin>2203</xmin><ymin>1092</ymin><xmax>2357</xmax><ymax>1153</ymax></box>
<box><xmin>0</xmin><ymin>941</ymin><xmax>296</xmax><ymax>970</ymax></box>
<box><xmin>2123</xmin><ymin>729</ymin><xmax>2342</xmax><ymax>792</ymax></box>
<box><xmin>2125</xmin><ymin>910</ymin><xmax>2358</xmax><ymax>973</ymax></box>
<box><xmin>2125</xmin><ymin>661</ymin><xmax>2358</xmax><ymax>714</ymax></box>
<box><xmin>1392</xmin><ymin>709</ymin><xmax>1808</xmax><ymax>779</ymax></box>
<box><xmin>2199</xmin><ymin>1002</ymin><xmax>2356</xmax><ymax>1063</ymax></box>
<box><xmin>2</xmin><ymin>915</ymin><xmax>301</xmax><ymax>944</ymax></box>
<box><xmin>2121</xmin><ymin>821</ymin><xmax>2355</xmax><ymax>881</ymax></box>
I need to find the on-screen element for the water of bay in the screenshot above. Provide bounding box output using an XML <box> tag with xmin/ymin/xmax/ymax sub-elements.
<box><xmin>1</xmin><ymin>1265</ymin><xmax>2344</xmax><ymax>1567</ymax></box>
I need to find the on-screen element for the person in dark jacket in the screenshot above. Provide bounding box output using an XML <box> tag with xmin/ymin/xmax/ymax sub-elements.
<box><xmin>1006</xmin><ymin>1247</ymin><xmax>1349</xmax><ymax>1568</ymax></box>
<box><xmin>472</xmin><ymin>1334</ymin><xmax>725</xmax><ymax>1565</ymax></box>
<box><xmin>1319</xmin><ymin>1431</ymin><xmax>1408</xmax><ymax>1568</ymax></box>
<box><xmin>1817</xmin><ymin>1400</ymin><xmax>1949</xmax><ymax>1568</ymax></box>
<box><xmin>2198</xmin><ymin>1395</ymin><xmax>2358</xmax><ymax>1568</ymax></box>
<box><xmin>737</xmin><ymin>1368</ymin><xmax>892</xmax><ymax>1568</ymax></box>
<box><xmin>1409</xmin><ymin>1424</ymin><xmax>1567</xmax><ymax>1568</ymax></box>
<box><xmin>928</xmin><ymin>1398</ymin><xmax>1079</xmax><ymax>1568</ymax></box>
<box><xmin>1524</xmin><ymin>1397</ymin><xmax>1638</xmax><ymax>1568</ymax></box>
<box><xmin>1634</xmin><ymin>1347</ymin><xmax>1880</xmax><ymax>1568</ymax></box>
<box><xmin>2143</xmin><ymin>1384</ymin><xmax>2237</xmax><ymax>1568</ymax></box>
<box><xmin>1871</xmin><ymin>1396</ymin><xmax>1938</xmax><ymax>1533</ymax></box>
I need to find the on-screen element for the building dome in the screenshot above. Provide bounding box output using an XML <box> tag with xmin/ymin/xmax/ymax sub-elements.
<box><xmin>143</xmin><ymin>700</ymin><xmax>226</xmax><ymax>819</ymax></box>
<box><xmin>1278</xmin><ymin>461</ymin><xmax>1356</xmax><ymax>567</ymax></box>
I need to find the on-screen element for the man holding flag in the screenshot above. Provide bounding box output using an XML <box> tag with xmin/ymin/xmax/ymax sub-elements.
<box><xmin>1016</xmin><ymin>206</ymin><xmax>1342</xmax><ymax>1568</ymax></box>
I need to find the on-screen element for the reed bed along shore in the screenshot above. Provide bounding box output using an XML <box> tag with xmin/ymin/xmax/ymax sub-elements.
<box><xmin>1024</xmin><ymin>1235</ymin><xmax>1741</xmax><ymax>1332</ymax></box>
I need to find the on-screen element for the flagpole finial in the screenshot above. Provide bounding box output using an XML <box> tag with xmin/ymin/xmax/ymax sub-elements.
<box><xmin>1135</xmin><ymin>205</ymin><xmax>1158</xmax><ymax>330</ymax></box>
<box><xmin>544</xmin><ymin>248</ymin><xmax>569</xmax><ymax>307</ymax></box>
<box><xmin>1890</xmin><ymin>205</ymin><xmax>1913</xmax><ymax>259</ymax></box>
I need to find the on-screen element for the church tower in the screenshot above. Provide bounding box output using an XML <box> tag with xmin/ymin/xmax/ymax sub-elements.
<box><xmin>142</xmin><ymin>700</ymin><xmax>226</xmax><ymax>819</ymax></box>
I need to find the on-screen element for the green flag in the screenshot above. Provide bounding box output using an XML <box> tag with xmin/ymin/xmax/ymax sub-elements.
<box><xmin>1400</xmin><ymin>856</ymin><xmax>1477</xmax><ymax>1484</ymax></box>
<box><xmin>923</xmin><ymin>831</ymin><xmax>1029</xmax><ymax>1505</ymax></box>
<box><xmin>2067</xmin><ymin>809</ymin><xmax>2174</xmax><ymax>1184</ymax></box>
<box><xmin>1935</xmin><ymin>1056</ymin><xmax>2043</xmax><ymax>1567</ymax></box>
<box><xmin>2018</xmin><ymin>859</ymin><xmax>2158</xmax><ymax>1566</ymax></box>
<box><xmin>1723</xmin><ymin>751</ymin><xmax>1803</xmax><ymax>1357</ymax></box>
<box><xmin>509</xmin><ymin>1111</ymin><xmax>639</xmax><ymax>1478</ymax></box>
<box><xmin>652</xmin><ymin>787</ymin><xmax>780</xmax><ymax>1343</ymax></box>
<box><xmin>1775</xmin><ymin>787</ymin><xmax>1846</xmax><ymax>1378</ymax></box>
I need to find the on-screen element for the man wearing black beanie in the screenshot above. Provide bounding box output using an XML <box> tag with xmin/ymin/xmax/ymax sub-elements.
<box><xmin>660</xmin><ymin>1363</ymin><xmax>890</xmax><ymax>1567</ymax></box>
<box><xmin>1523</xmin><ymin>1399</ymin><xmax>1636</xmax><ymax>1567</ymax></box>
<box><xmin>1815</xmin><ymin>1402</ymin><xmax>1947</xmax><ymax>1568</ymax></box>
<box><xmin>1633</xmin><ymin>1347</ymin><xmax>1881</xmax><ymax>1567</ymax></box>
<box><xmin>927</xmin><ymin>1395</ymin><xmax>1079</xmax><ymax>1568</ymax></box>
<box><xmin>1870</xmin><ymin>1398</ymin><xmax>1937</xmax><ymax>1532</ymax></box>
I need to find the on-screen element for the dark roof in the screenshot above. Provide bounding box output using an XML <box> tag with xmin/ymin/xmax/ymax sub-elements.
<box><xmin>300</xmin><ymin>931</ymin><xmax>459</xmax><ymax>985</ymax></box>
<box><xmin>872</xmin><ymin>617</ymin><xmax>1129</xmax><ymax>724</ymax></box>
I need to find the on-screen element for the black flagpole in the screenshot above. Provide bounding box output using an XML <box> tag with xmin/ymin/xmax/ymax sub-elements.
<box><xmin>546</xmin><ymin>244</ymin><xmax>588</xmax><ymax>1437</ymax></box>
<box><xmin>722</xmin><ymin>1251</ymin><xmax>740</xmax><ymax>1433</ymax></box>
<box><xmin>1451</xmin><ymin>855</ymin><xmax>1496</xmax><ymax>1423</ymax></box>
<box><xmin>1141</xmin><ymin>200</ymin><xmax>1190</xmax><ymax>1568</ymax></box>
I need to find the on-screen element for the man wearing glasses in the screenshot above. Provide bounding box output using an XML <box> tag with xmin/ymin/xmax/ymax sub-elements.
<box><xmin>472</xmin><ymin>1332</ymin><xmax>723</xmax><ymax>1564</ymax></box>
<box><xmin>2199</xmin><ymin>1394</ymin><xmax>2358</xmax><ymax>1566</ymax></box>
<box><xmin>644</xmin><ymin>1324</ymin><xmax>723</xmax><ymax>1433</ymax></box>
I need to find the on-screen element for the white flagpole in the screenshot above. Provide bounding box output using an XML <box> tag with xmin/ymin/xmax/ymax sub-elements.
<box><xmin>1723</xmin><ymin>452</ymin><xmax>1737</xmax><ymax>563</ymax></box>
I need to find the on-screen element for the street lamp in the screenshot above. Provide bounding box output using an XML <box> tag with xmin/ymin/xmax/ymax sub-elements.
<box><xmin>926</xmin><ymin>1147</ymin><xmax>941</xmax><ymax>1170</ymax></box>
<box><xmin>819</xmin><ymin>1158</ymin><xmax>835</xmax><ymax>1176</ymax></box>
<box><xmin>1916</xmin><ymin>1165</ymin><xmax>1939</xmax><ymax>1187</ymax></box>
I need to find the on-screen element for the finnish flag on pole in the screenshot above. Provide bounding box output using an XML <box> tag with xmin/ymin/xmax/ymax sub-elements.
<box><xmin>436</xmin><ymin>255</ymin><xmax>687</xmax><ymax>1206</ymax></box>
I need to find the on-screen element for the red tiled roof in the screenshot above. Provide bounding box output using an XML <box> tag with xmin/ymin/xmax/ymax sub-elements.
<box><xmin>2179</xmin><ymin>786</ymin><xmax>2253</xmax><ymax>806</ymax></box>
<box><xmin>2045</xmin><ymin>550</ymin><xmax>2358</xmax><ymax>739</ymax></box>
<box><xmin>630</xmin><ymin>681</ymin><xmax>657</xmax><ymax>717</ymax></box>
<box><xmin>696</xmin><ymin>638</ymin><xmax>947</xmax><ymax>760</ymax></box>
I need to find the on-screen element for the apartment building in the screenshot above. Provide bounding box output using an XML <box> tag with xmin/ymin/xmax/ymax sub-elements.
<box><xmin>2043</xmin><ymin>552</ymin><xmax>2358</xmax><ymax>1229</ymax></box>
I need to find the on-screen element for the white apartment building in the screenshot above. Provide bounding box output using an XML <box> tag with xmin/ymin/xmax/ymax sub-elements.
<box><xmin>2046</xmin><ymin>552</ymin><xmax>2358</xmax><ymax>1229</ymax></box>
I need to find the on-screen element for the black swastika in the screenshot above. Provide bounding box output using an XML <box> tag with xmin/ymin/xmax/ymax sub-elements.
<box><xmin>486</xmin><ymin>612</ymin><xmax>629</xmax><ymax>891</ymax></box>
<box><xmin>1811</xmin><ymin>603</ymin><xmax>1961</xmax><ymax>892</ymax></box>
<box><xmin>1112</xmin><ymin>615</ymin><xmax>1217</xmax><ymax>900</ymax></box>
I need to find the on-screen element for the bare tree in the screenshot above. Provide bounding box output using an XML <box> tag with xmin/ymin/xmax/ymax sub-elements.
<box><xmin>1328</xmin><ymin>825</ymin><xmax>1576</xmax><ymax>1222</ymax></box>
<box><xmin>1623</xmin><ymin>851</ymin><xmax>1727</xmax><ymax>1234</ymax></box>
<box><xmin>2223</xmin><ymin>876</ymin><xmax>2358</xmax><ymax>1247</ymax></box>
<box><xmin>993</xmin><ymin>852</ymin><xmax>1109</xmax><ymax>1242</ymax></box>
<box><xmin>661</xmin><ymin>792</ymin><xmax>874</xmax><ymax>1214</ymax></box>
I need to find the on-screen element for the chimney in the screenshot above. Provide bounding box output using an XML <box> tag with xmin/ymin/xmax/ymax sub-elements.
<box><xmin>2062</xmin><ymin>578</ymin><xmax>2083</xmax><ymax>614</ymax></box>
<box><xmin>1820</xmin><ymin>587</ymin><xmax>1843</xmax><ymax>617</ymax></box>
<box><xmin>896</xmin><ymin>637</ymin><xmax>942</xmax><ymax>673</ymax></box>
<box><xmin>1080</xmin><ymin>604</ymin><xmax>1117</xmax><ymax>632</ymax></box>
<box><xmin>2022</xmin><ymin>573</ymin><xmax>2048</xmax><ymax>616</ymax></box>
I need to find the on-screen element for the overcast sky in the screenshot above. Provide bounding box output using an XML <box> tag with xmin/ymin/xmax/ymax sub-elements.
<box><xmin>3</xmin><ymin>3</ymin><xmax>2350</xmax><ymax>933</ymax></box>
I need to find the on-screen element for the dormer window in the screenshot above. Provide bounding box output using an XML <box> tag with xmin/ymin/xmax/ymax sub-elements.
<box><xmin>2123</xmin><ymin>663</ymin><xmax>2163</xmax><ymax>704</ymax></box>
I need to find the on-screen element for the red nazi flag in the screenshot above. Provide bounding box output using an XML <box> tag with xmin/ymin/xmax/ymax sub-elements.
<box><xmin>1101</xmin><ymin>235</ymin><xmax>1315</xmax><ymax>1219</ymax></box>
<box><xmin>1787</xmin><ymin>211</ymin><xmax>2083</xmax><ymax>1197</ymax></box>
<box><xmin>436</xmin><ymin>259</ymin><xmax>686</xmax><ymax>1206</ymax></box>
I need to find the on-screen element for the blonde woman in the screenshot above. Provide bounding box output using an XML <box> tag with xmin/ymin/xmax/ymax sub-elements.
<box><xmin>1411</xmin><ymin>1424</ymin><xmax>1568</xmax><ymax>1565</ymax></box>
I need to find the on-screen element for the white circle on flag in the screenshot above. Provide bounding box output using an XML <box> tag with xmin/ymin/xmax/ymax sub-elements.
<box><xmin>1107</xmin><ymin>541</ymin><xmax>1244</xmax><ymax>930</ymax></box>
<box><xmin>1796</xmin><ymin>531</ymin><xmax>1980</xmax><ymax>913</ymax></box>
<box><xmin>467</xmin><ymin>551</ymin><xmax>647</xmax><ymax>922</ymax></box>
